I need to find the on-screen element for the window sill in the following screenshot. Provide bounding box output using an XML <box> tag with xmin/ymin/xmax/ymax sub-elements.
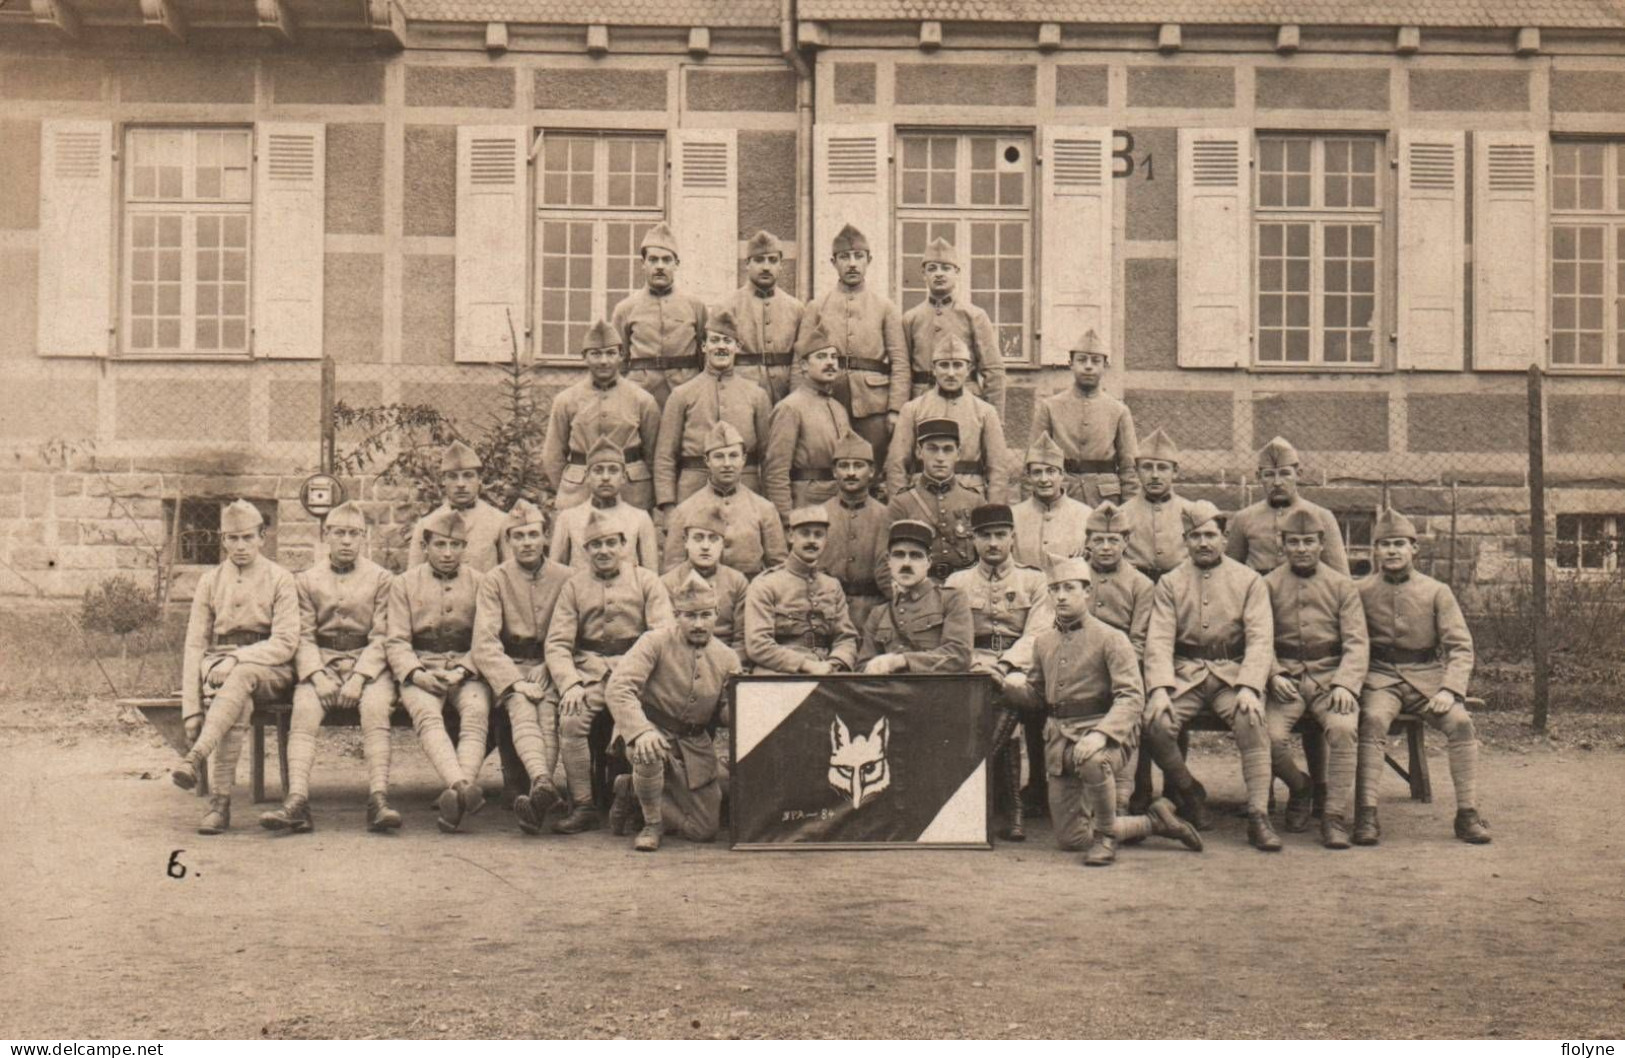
<box><xmin>1544</xmin><ymin>364</ymin><xmax>1625</xmax><ymax>377</ymax></box>
<box><xmin>114</xmin><ymin>352</ymin><xmax>256</xmax><ymax>364</ymax></box>
<box><xmin>1248</xmin><ymin>361</ymin><xmax>1389</xmax><ymax>375</ymax></box>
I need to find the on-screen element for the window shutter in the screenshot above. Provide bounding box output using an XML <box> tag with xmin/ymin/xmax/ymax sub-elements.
<box><xmin>1397</xmin><ymin>131</ymin><xmax>1466</xmax><ymax>371</ymax></box>
<box><xmin>814</xmin><ymin>123</ymin><xmax>890</xmax><ymax>299</ymax></box>
<box><xmin>253</xmin><ymin>123</ymin><xmax>325</xmax><ymax>360</ymax></box>
<box><xmin>1473</xmin><ymin>131</ymin><xmax>1547</xmax><ymax>371</ymax></box>
<box><xmin>669</xmin><ymin>128</ymin><xmax>738</xmax><ymax>306</ymax></box>
<box><xmin>1039</xmin><ymin>127</ymin><xmax>1113</xmax><ymax>367</ymax></box>
<box><xmin>455</xmin><ymin>125</ymin><xmax>530</xmax><ymax>363</ymax></box>
<box><xmin>1177</xmin><ymin>128</ymin><xmax>1251</xmax><ymax>369</ymax></box>
<box><xmin>37</xmin><ymin>120</ymin><xmax>113</xmax><ymax>357</ymax></box>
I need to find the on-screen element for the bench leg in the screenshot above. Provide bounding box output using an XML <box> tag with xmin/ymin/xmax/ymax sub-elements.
<box><xmin>252</xmin><ymin>722</ymin><xmax>267</xmax><ymax>803</ymax></box>
<box><xmin>1407</xmin><ymin>721</ymin><xmax>1432</xmax><ymax>804</ymax></box>
<box><xmin>277</xmin><ymin>712</ymin><xmax>292</xmax><ymax>803</ymax></box>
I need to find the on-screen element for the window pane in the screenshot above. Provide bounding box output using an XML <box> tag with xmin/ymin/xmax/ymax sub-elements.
<box><xmin>539</xmin><ymin>220</ymin><xmax>595</xmax><ymax>357</ymax></box>
<box><xmin>542</xmin><ymin>135</ymin><xmax>596</xmax><ymax>207</ymax></box>
<box><xmin>1257</xmin><ymin>221</ymin><xmax>1312</xmax><ymax>364</ymax></box>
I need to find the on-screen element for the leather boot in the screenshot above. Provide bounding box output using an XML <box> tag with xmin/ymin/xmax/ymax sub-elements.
<box><xmin>460</xmin><ymin>780</ymin><xmax>487</xmax><ymax>818</ymax></box>
<box><xmin>1351</xmin><ymin>805</ymin><xmax>1381</xmax><ymax>846</ymax></box>
<box><xmin>634</xmin><ymin>823</ymin><xmax>662</xmax><ymax>852</ymax></box>
<box><xmin>1454</xmin><ymin>808</ymin><xmax>1492</xmax><ymax>845</ymax></box>
<box><xmin>1248</xmin><ymin>811</ymin><xmax>1283</xmax><ymax>852</ymax></box>
<box><xmin>198</xmin><ymin>794</ymin><xmax>231</xmax><ymax>835</ymax></box>
<box><xmin>1147</xmin><ymin>797</ymin><xmax>1204</xmax><ymax>851</ymax></box>
<box><xmin>171</xmin><ymin>752</ymin><xmax>202</xmax><ymax>792</ymax></box>
<box><xmin>1083</xmin><ymin>833</ymin><xmax>1117</xmax><ymax>867</ymax></box>
<box><xmin>436</xmin><ymin>786</ymin><xmax>466</xmax><ymax>834</ymax></box>
<box><xmin>1321</xmin><ymin>813</ymin><xmax>1352</xmax><ymax>849</ymax></box>
<box><xmin>552</xmin><ymin>803</ymin><xmax>600</xmax><ymax>834</ymax></box>
<box><xmin>260</xmin><ymin>795</ymin><xmax>313</xmax><ymax>834</ymax></box>
<box><xmin>1175</xmin><ymin>779</ymin><xmax>1212</xmax><ymax>831</ymax></box>
<box><xmin>366</xmin><ymin>792</ymin><xmax>403</xmax><ymax>832</ymax></box>
<box><xmin>608</xmin><ymin>774</ymin><xmax>640</xmax><ymax>836</ymax></box>
<box><xmin>1000</xmin><ymin>742</ymin><xmax>1025</xmax><ymax>842</ymax></box>
<box><xmin>1283</xmin><ymin>785</ymin><xmax>1315</xmax><ymax>833</ymax></box>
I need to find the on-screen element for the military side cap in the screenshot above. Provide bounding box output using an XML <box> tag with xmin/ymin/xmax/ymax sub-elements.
<box><xmin>507</xmin><ymin>498</ymin><xmax>545</xmax><ymax>530</ymax></box>
<box><xmin>582</xmin><ymin>318</ymin><xmax>621</xmax><ymax>353</ymax></box>
<box><xmin>1373</xmin><ymin>507</ymin><xmax>1418</xmax><ymax>541</ymax></box>
<box><xmin>831</xmin><ymin>223</ymin><xmax>869</xmax><ymax>255</ymax></box>
<box><xmin>705</xmin><ymin>420</ymin><xmax>746</xmax><ymax>454</ymax></box>
<box><xmin>931</xmin><ymin>334</ymin><xmax>973</xmax><ymax>364</ymax></box>
<box><xmin>832</xmin><ymin>429</ymin><xmax>874</xmax><ymax>464</ymax></box>
<box><xmin>1181</xmin><ymin>499</ymin><xmax>1224</xmax><ymax>536</ymax></box>
<box><xmin>440</xmin><ymin>439</ymin><xmax>482</xmax><ymax>472</ymax></box>
<box><xmin>1086</xmin><ymin>502</ymin><xmax>1132</xmax><ymax>536</ymax></box>
<box><xmin>888</xmin><ymin>519</ymin><xmax>935</xmax><ymax>550</ymax></box>
<box><xmin>922</xmin><ymin>236</ymin><xmax>959</xmax><ymax>269</ymax></box>
<box><xmin>220</xmin><ymin>499</ymin><xmax>264</xmax><ymax>534</ymax></box>
<box><xmin>1070</xmin><ymin>328</ymin><xmax>1108</xmax><ymax>360</ymax></box>
<box><xmin>324</xmin><ymin>501</ymin><xmax>367</xmax><ymax>531</ymax></box>
<box><xmin>705</xmin><ymin>307</ymin><xmax>740</xmax><ymax>342</ymax></box>
<box><xmin>422</xmin><ymin>508</ymin><xmax>469</xmax><ymax>543</ymax></box>
<box><xmin>1025</xmin><ymin>430</ymin><xmax>1066</xmax><ymax>470</ymax></box>
<box><xmin>1257</xmin><ymin>435</ymin><xmax>1301</xmax><ymax>469</ymax></box>
<box><xmin>639</xmin><ymin>222</ymin><xmax>679</xmax><ymax>257</ymax></box>
<box><xmin>684</xmin><ymin>504</ymin><xmax>730</xmax><ymax>538</ymax></box>
<box><xmin>1279</xmin><ymin>508</ymin><xmax>1324</xmax><ymax>537</ymax></box>
<box><xmin>970</xmin><ymin>503</ymin><xmax>1015</xmax><ymax>531</ymax></box>
<box><xmin>672</xmin><ymin>570</ymin><xmax>719</xmax><ymax>613</ymax></box>
<box><xmin>788</xmin><ymin>506</ymin><xmax>831</xmax><ymax>529</ymax></box>
<box><xmin>583</xmin><ymin>507</ymin><xmax>625</xmax><ymax>545</ymax></box>
<box><xmin>916</xmin><ymin>418</ymin><xmax>960</xmax><ymax>445</ymax></box>
<box><xmin>794</xmin><ymin>320</ymin><xmax>837</xmax><ymax>362</ymax></box>
<box><xmin>745</xmin><ymin>230</ymin><xmax>783</xmax><ymax>258</ymax></box>
<box><xmin>585</xmin><ymin>434</ymin><xmax>626</xmax><ymax>468</ymax></box>
<box><xmin>1138</xmin><ymin>426</ymin><xmax>1182</xmax><ymax>466</ymax></box>
<box><xmin>1044</xmin><ymin>552</ymin><xmax>1093</xmax><ymax>587</ymax></box>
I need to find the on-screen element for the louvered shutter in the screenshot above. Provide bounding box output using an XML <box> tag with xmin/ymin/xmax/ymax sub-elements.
<box><xmin>669</xmin><ymin>128</ymin><xmax>738</xmax><ymax>305</ymax></box>
<box><xmin>253</xmin><ymin>123</ymin><xmax>325</xmax><ymax>359</ymax></box>
<box><xmin>1397</xmin><ymin>131</ymin><xmax>1466</xmax><ymax>371</ymax></box>
<box><xmin>38</xmin><ymin>120</ymin><xmax>113</xmax><ymax>357</ymax></box>
<box><xmin>814</xmin><ymin>123</ymin><xmax>890</xmax><ymax>299</ymax></box>
<box><xmin>1473</xmin><ymin>132</ymin><xmax>1548</xmax><ymax>371</ymax></box>
<box><xmin>1177</xmin><ymin>129</ymin><xmax>1251</xmax><ymax>368</ymax></box>
<box><xmin>1039</xmin><ymin>127</ymin><xmax>1113</xmax><ymax>366</ymax></box>
<box><xmin>456</xmin><ymin>126</ymin><xmax>530</xmax><ymax>363</ymax></box>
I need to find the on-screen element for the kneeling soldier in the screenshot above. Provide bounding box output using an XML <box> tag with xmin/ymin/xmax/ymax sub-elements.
<box><xmin>743</xmin><ymin>506</ymin><xmax>859</xmax><ymax>675</ymax></box>
<box><xmin>386</xmin><ymin>509</ymin><xmax>492</xmax><ymax>834</ymax></box>
<box><xmin>172</xmin><ymin>500</ymin><xmax>299</xmax><ymax>834</ymax></box>
<box><xmin>1029</xmin><ymin>554</ymin><xmax>1203</xmax><ymax>865</ymax></box>
<box><xmin>859</xmin><ymin>520</ymin><xmax>973</xmax><ymax>674</ymax></box>
<box><xmin>1354</xmin><ymin>508</ymin><xmax>1488</xmax><ymax>846</ymax></box>
<box><xmin>605</xmin><ymin>573</ymin><xmax>743</xmax><ymax>851</ymax></box>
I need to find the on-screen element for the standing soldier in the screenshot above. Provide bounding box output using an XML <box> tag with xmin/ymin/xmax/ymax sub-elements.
<box><xmin>1028</xmin><ymin>554</ymin><xmax>1204</xmax><ymax>865</ymax></box>
<box><xmin>546</xmin><ymin>509</ymin><xmax>675</xmax><ymax>835</ymax></box>
<box><xmin>1264</xmin><ymin>508</ymin><xmax>1369</xmax><ymax>848</ymax></box>
<box><xmin>171</xmin><ymin>500</ymin><xmax>299</xmax><ymax>835</ymax></box>
<box><xmin>818</xmin><ymin>430</ymin><xmax>892</xmax><ymax>633</ymax></box>
<box><xmin>611</xmin><ymin>222</ymin><xmax>707</xmax><ymax>409</ymax></box>
<box><xmin>1032</xmin><ymin>329</ymin><xmax>1139</xmax><ymax>506</ymax></box>
<box><xmin>605</xmin><ymin>572</ymin><xmax>742</xmax><ymax>851</ymax></box>
<box><xmin>886</xmin><ymin>336</ymin><xmax>1014</xmax><ymax>503</ymax></box>
<box><xmin>1011</xmin><ymin>431</ymin><xmax>1091</xmax><ymax>567</ymax></box>
<box><xmin>1354</xmin><ymin>508</ymin><xmax>1488</xmax><ymax>846</ymax></box>
<box><xmin>662</xmin><ymin>421</ymin><xmax>787</xmax><ymax>577</ymax></box>
<box><xmin>801</xmin><ymin>224</ymin><xmax>909</xmax><ymax>477</ymax></box>
<box><xmin>384</xmin><ymin>509</ymin><xmax>492</xmax><ymax>835</ymax></box>
<box><xmin>886</xmin><ymin>419</ymin><xmax>982</xmax><ymax>582</ymax></box>
<box><xmin>762</xmin><ymin>323</ymin><xmax>852</xmax><ymax>519</ymax></box>
<box><xmin>858</xmin><ymin>520</ymin><xmax>974</xmax><ymax>674</ymax></box>
<box><xmin>660</xmin><ymin>505</ymin><xmax>749</xmax><ymax>651</ymax></box>
<box><xmin>1142</xmin><ymin>500</ymin><xmax>1280</xmax><ymax>852</ymax></box>
<box><xmin>262</xmin><ymin>502</ymin><xmax>399</xmax><ymax>834</ymax></box>
<box><xmin>408</xmin><ymin>441</ymin><xmax>510</xmax><ymax>572</ymax></box>
<box><xmin>540</xmin><ymin>319</ymin><xmax>661</xmax><ymax>512</ymax></box>
<box><xmin>743</xmin><ymin>507</ymin><xmax>860</xmax><ymax>675</ymax></box>
<box><xmin>549</xmin><ymin>434</ymin><xmax>659</xmax><ymax>572</ymax></box>
<box><xmin>655</xmin><ymin>307</ymin><xmax>772</xmax><ymax>508</ymax></box>
<box><xmin>1119</xmin><ymin>427</ymin><xmax>1192</xmax><ymax>583</ymax></box>
<box><xmin>726</xmin><ymin>230</ymin><xmax>805</xmax><ymax>405</ymax></box>
<box><xmin>901</xmin><ymin>237</ymin><xmax>1005</xmax><ymax>416</ymax></box>
<box><xmin>471</xmin><ymin>499</ymin><xmax>573</xmax><ymax>836</ymax></box>
<box><xmin>1228</xmin><ymin>436</ymin><xmax>1349</xmax><ymax>576</ymax></box>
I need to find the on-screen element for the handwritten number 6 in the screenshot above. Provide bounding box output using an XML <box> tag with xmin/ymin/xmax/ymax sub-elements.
<box><xmin>167</xmin><ymin>850</ymin><xmax>187</xmax><ymax>880</ymax></box>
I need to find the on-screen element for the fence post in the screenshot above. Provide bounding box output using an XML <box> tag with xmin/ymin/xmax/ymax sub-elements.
<box><xmin>1526</xmin><ymin>363</ymin><xmax>1550</xmax><ymax>733</ymax></box>
<box><xmin>1448</xmin><ymin>479</ymin><xmax>1459</xmax><ymax>590</ymax></box>
<box><xmin>320</xmin><ymin>355</ymin><xmax>336</xmax><ymax>475</ymax></box>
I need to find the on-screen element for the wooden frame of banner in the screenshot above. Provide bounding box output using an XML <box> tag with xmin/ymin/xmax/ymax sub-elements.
<box><xmin>727</xmin><ymin>672</ymin><xmax>995</xmax><ymax>851</ymax></box>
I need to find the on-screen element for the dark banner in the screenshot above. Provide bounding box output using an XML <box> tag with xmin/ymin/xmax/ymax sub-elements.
<box><xmin>729</xmin><ymin>673</ymin><xmax>995</xmax><ymax>849</ymax></box>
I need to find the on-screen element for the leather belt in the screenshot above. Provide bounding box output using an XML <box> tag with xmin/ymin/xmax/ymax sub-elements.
<box><xmin>734</xmin><ymin>353</ymin><xmax>794</xmax><ymax>367</ymax></box>
<box><xmin>500</xmin><ymin>634</ymin><xmax>545</xmax><ymax>661</ymax></box>
<box><xmin>1276</xmin><ymin>642</ymin><xmax>1343</xmax><ymax>662</ymax></box>
<box><xmin>791</xmin><ymin>467</ymin><xmax>835</xmax><ymax>482</ymax></box>
<box><xmin>842</xmin><ymin>579</ymin><xmax>882</xmax><ymax>598</ymax></box>
<box><xmin>974</xmin><ymin>632</ymin><xmax>1019</xmax><ymax>651</ymax></box>
<box><xmin>213</xmin><ymin>630</ymin><xmax>268</xmax><ymax>648</ymax></box>
<box><xmin>413</xmin><ymin>631</ymin><xmax>473</xmax><ymax>654</ymax></box>
<box><xmin>843</xmin><ymin>356</ymin><xmax>890</xmax><ymax>374</ymax></box>
<box><xmin>569</xmin><ymin>446</ymin><xmax>645</xmax><ymax>466</ymax></box>
<box><xmin>775</xmin><ymin>631</ymin><xmax>832</xmax><ymax>650</ymax></box>
<box><xmin>679</xmin><ymin>455</ymin><xmax>760</xmax><ymax>471</ymax></box>
<box><xmin>904</xmin><ymin>459</ymin><xmax>986</xmax><ymax>476</ymax></box>
<box><xmin>1372</xmin><ymin>644</ymin><xmax>1435</xmax><ymax>665</ymax></box>
<box><xmin>1049</xmin><ymin>700</ymin><xmax>1109</xmax><ymax>721</ymax></box>
<box><xmin>646</xmin><ymin>704</ymin><xmax>713</xmax><ymax>739</ymax></box>
<box><xmin>578</xmin><ymin>636</ymin><xmax>638</xmax><ymax>657</ymax></box>
<box><xmin>316</xmin><ymin>632</ymin><xmax>370</xmax><ymax>652</ymax></box>
<box><xmin>629</xmin><ymin>356</ymin><xmax>700</xmax><ymax>372</ymax></box>
<box><xmin>1175</xmin><ymin>639</ymin><xmax>1248</xmax><ymax>662</ymax></box>
<box><xmin>1065</xmin><ymin>458</ymin><xmax>1118</xmax><ymax>474</ymax></box>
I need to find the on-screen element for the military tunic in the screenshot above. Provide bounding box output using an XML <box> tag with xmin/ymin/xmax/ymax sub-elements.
<box><xmin>762</xmin><ymin>382</ymin><xmax>853</xmax><ymax>517</ymax></box>
<box><xmin>407</xmin><ymin>500</ymin><xmax>509</xmax><ymax>573</ymax></box>
<box><xmin>293</xmin><ymin>558</ymin><xmax>394</xmax><ymax>686</ymax></box>
<box><xmin>886</xmin><ymin>478</ymin><xmax>983</xmax><ymax>580</ymax></box>
<box><xmin>817</xmin><ymin>494</ymin><xmax>892</xmax><ymax>632</ymax></box>
<box><xmin>1031</xmin><ymin>387</ymin><xmax>1140</xmax><ymax>506</ymax></box>
<box><xmin>610</xmin><ymin>287</ymin><xmax>707</xmax><ymax>408</ymax></box>
<box><xmin>1086</xmin><ymin>562</ymin><xmax>1154</xmax><ymax>660</ymax></box>
<box><xmin>660</xmin><ymin>562</ymin><xmax>749</xmax><ymax>650</ymax></box>
<box><xmin>470</xmin><ymin>557</ymin><xmax>574</xmax><ymax>696</ymax></box>
<box><xmin>545</xmin><ymin>566</ymin><xmax>674</xmax><ymax>695</ymax></box>
<box><xmin>387</xmin><ymin>563</ymin><xmax>483</xmax><ymax>681</ymax></box>
<box><xmin>1265</xmin><ymin>563</ymin><xmax>1369</xmax><ymax>699</ymax></box>
<box><xmin>181</xmin><ymin>557</ymin><xmax>300</xmax><ymax>720</ymax></box>
<box><xmin>858</xmin><ymin>581</ymin><xmax>974</xmax><ymax>673</ymax></box>
<box><xmin>653</xmin><ymin>367</ymin><xmax>773</xmax><ymax>505</ymax></box>
<box><xmin>742</xmin><ymin>555</ymin><xmax>860</xmax><ymax>673</ymax></box>
<box><xmin>801</xmin><ymin>283</ymin><xmax>909</xmax><ymax>420</ymax></box>
<box><xmin>1011</xmin><ymin>495</ymin><xmax>1092</xmax><ymax>568</ymax></box>
<box><xmin>886</xmin><ymin>388</ymin><xmax>1015</xmax><ymax>503</ymax></box>
<box><xmin>1119</xmin><ymin>493</ymin><xmax>1193</xmax><ymax>579</ymax></box>
<box><xmin>1357</xmin><ymin>570</ymin><xmax>1473</xmax><ymax>700</ymax></box>
<box><xmin>942</xmin><ymin>560</ymin><xmax>1053</xmax><ymax>674</ymax></box>
<box><xmin>539</xmin><ymin>376</ymin><xmax>662</xmax><ymax>510</ymax></box>
<box><xmin>1144</xmin><ymin>557</ymin><xmax>1275</xmax><ymax>701</ymax></box>
<box><xmin>901</xmin><ymin>293</ymin><xmax>1006</xmax><ymax>415</ymax></box>
<box><xmin>1227</xmin><ymin>496</ymin><xmax>1350</xmax><ymax>576</ymax></box>
<box><xmin>549</xmin><ymin>501</ymin><xmax>660</xmax><ymax>573</ymax></box>
<box><xmin>660</xmin><ymin>483</ymin><xmax>787</xmax><ymax>577</ymax></box>
<box><xmin>724</xmin><ymin>283</ymin><xmax>805</xmax><ymax>405</ymax></box>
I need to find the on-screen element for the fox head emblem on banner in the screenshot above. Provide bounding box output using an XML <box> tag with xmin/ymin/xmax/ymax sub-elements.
<box><xmin>829</xmin><ymin>716</ymin><xmax>890</xmax><ymax>809</ymax></box>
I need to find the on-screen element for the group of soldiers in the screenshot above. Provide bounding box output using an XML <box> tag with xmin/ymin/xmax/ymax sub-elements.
<box><xmin>169</xmin><ymin>219</ymin><xmax>1490</xmax><ymax>862</ymax></box>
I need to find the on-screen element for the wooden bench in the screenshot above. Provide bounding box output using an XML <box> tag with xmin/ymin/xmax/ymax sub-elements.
<box><xmin>1181</xmin><ymin>711</ymin><xmax>1433</xmax><ymax>803</ymax></box>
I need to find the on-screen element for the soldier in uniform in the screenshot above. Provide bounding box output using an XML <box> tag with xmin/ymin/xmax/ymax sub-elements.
<box><xmin>605</xmin><ymin>572</ymin><xmax>743</xmax><ymax>851</ymax></box>
<box><xmin>549</xmin><ymin>434</ymin><xmax>659</xmax><ymax>572</ymax></box>
<box><xmin>171</xmin><ymin>500</ymin><xmax>299</xmax><ymax>835</ymax></box>
<box><xmin>901</xmin><ymin>237</ymin><xmax>1005</xmax><ymax>416</ymax></box>
<box><xmin>762</xmin><ymin>323</ymin><xmax>852</xmax><ymax>519</ymax></box>
<box><xmin>725</xmin><ymin>230</ymin><xmax>804</xmax><ymax>405</ymax></box>
<box><xmin>407</xmin><ymin>441</ymin><xmax>510</xmax><ymax>572</ymax></box>
<box><xmin>1083</xmin><ymin>502</ymin><xmax>1154</xmax><ymax>660</ymax></box>
<box><xmin>801</xmin><ymin>224</ymin><xmax>909</xmax><ymax>477</ymax></box>
<box><xmin>1354</xmin><ymin>508</ymin><xmax>1489</xmax><ymax>846</ymax></box>
<box><xmin>540</xmin><ymin>319</ymin><xmax>661</xmax><ymax>512</ymax></box>
<box><xmin>1142</xmin><ymin>500</ymin><xmax>1281</xmax><ymax>851</ymax></box>
<box><xmin>1264</xmin><ymin>508</ymin><xmax>1369</xmax><ymax>848</ymax></box>
<box><xmin>1027</xmin><ymin>554</ymin><xmax>1204</xmax><ymax>866</ymax></box>
<box><xmin>471</xmin><ymin>499</ymin><xmax>573</xmax><ymax>835</ymax></box>
<box><xmin>384</xmin><ymin>509</ymin><xmax>492</xmax><ymax>834</ymax></box>
<box><xmin>1228</xmin><ymin>436</ymin><xmax>1349</xmax><ymax>577</ymax></box>
<box><xmin>1119</xmin><ymin>427</ymin><xmax>1192</xmax><ymax>583</ymax></box>
<box><xmin>1031</xmin><ymin>329</ymin><xmax>1139</xmax><ymax>506</ymax></box>
<box><xmin>546</xmin><ymin>509</ymin><xmax>675</xmax><ymax>834</ymax></box>
<box><xmin>655</xmin><ymin>306</ymin><xmax>772</xmax><ymax>507</ymax></box>
<box><xmin>662</xmin><ymin>421</ymin><xmax>786</xmax><ymax>577</ymax></box>
<box><xmin>818</xmin><ymin>430</ymin><xmax>892</xmax><ymax>633</ymax></box>
<box><xmin>660</xmin><ymin>505</ymin><xmax>749</xmax><ymax>650</ymax></box>
<box><xmin>858</xmin><ymin>520</ymin><xmax>974</xmax><ymax>674</ymax></box>
<box><xmin>886</xmin><ymin>418</ymin><xmax>981</xmax><ymax>581</ymax></box>
<box><xmin>886</xmin><ymin>336</ymin><xmax>1014</xmax><ymax>503</ymax></box>
<box><xmin>610</xmin><ymin>223</ymin><xmax>707</xmax><ymax>409</ymax></box>
<box><xmin>1011</xmin><ymin>431</ymin><xmax>1092</xmax><ymax>567</ymax></box>
<box><xmin>742</xmin><ymin>506</ymin><xmax>860</xmax><ymax>675</ymax></box>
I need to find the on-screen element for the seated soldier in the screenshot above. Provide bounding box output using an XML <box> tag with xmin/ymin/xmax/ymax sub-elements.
<box><xmin>1011</xmin><ymin>431</ymin><xmax>1091</xmax><ymax>567</ymax></box>
<box><xmin>546</xmin><ymin>509</ymin><xmax>675</xmax><ymax>834</ymax></box>
<box><xmin>659</xmin><ymin>504</ymin><xmax>749</xmax><ymax>651</ymax></box>
<box><xmin>818</xmin><ymin>430</ymin><xmax>892</xmax><ymax>634</ymax></box>
<box><xmin>1264</xmin><ymin>508</ymin><xmax>1369</xmax><ymax>849</ymax></box>
<box><xmin>859</xmin><ymin>520</ymin><xmax>974</xmax><ymax>674</ymax></box>
<box><xmin>1028</xmin><ymin>553</ymin><xmax>1203</xmax><ymax>865</ymax></box>
<box><xmin>605</xmin><ymin>572</ymin><xmax>743</xmax><ymax>851</ymax></box>
<box><xmin>1355</xmin><ymin>508</ymin><xmax>1489</xmax><ymax>846</ymax></box>
<box><xmin>743</xmin><ymin>507</ymin><xmax>860</xmax><ymax>675</ymax></box>
<box><xmin>549</xmin><ymin>433</ymin><xmax>659</xmax><ymax>571</ymax></box>
<box><xmin>172</xmin><ymin>500</ymin><xmax>299</xmax><ymax>835</ymax></box>
<box><xmin>262</xmin><ymin>502</ymin><xmax>399</xmax><ymax>833</ymax></box>
<box><xmin>662</xmin><ymin>421</ymin><xmax>786</xmax><ymax>577</ymax></box>
<box><xmin>385</xmin><ymin>509</ymin><xmax>493</xmax><ymax>834</ymax></box>
<box><xmin>885</xmin><ymin>418</ymin><xmax>981</xmax><ymax>582</ymax></box>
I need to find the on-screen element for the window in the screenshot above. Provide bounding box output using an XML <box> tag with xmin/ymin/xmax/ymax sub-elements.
<box><xmin>123</xmin><ymin>127</ymin><xmax>252</xmax><ymax>356</ymax></box>
<box><xmin>1335</xmin><ymin>510</ymin><xmax>1375</xmax><ymax>577</ymax></box>
<box><xmin>1550</xmin><ymin>141</ymin><xmax>1625</xmax><ymax>370</ymax></box>
<box><xmin>1254</xmin><ymin>135</ymin><xmax>1382</xmax><ymax>367</ymax></box>
<box><xmin>535</xmin><ymin>133</ymin><xmax>664</xmax><ymax>358</ymax></box>
<box><xmin>895</xmin><ymin>132</ymin><xmax>1032</xmax><ymax>362</ymax></box>
<box><xmin>167</xmin><ymin>497</ymin><xmax>278</xmax><ymax>565</ymax></box>
<box><xmin>1556</xmin><ymin>513</ymin><xmax>1622</xmax><ymax>571</ymax></box>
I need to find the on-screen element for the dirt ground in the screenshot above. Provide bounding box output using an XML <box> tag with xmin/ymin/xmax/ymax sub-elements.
<box><xmin>2</xmin><ymin>706</ymin><xmax>1623</xmax><ymax>1041</ymax></box>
